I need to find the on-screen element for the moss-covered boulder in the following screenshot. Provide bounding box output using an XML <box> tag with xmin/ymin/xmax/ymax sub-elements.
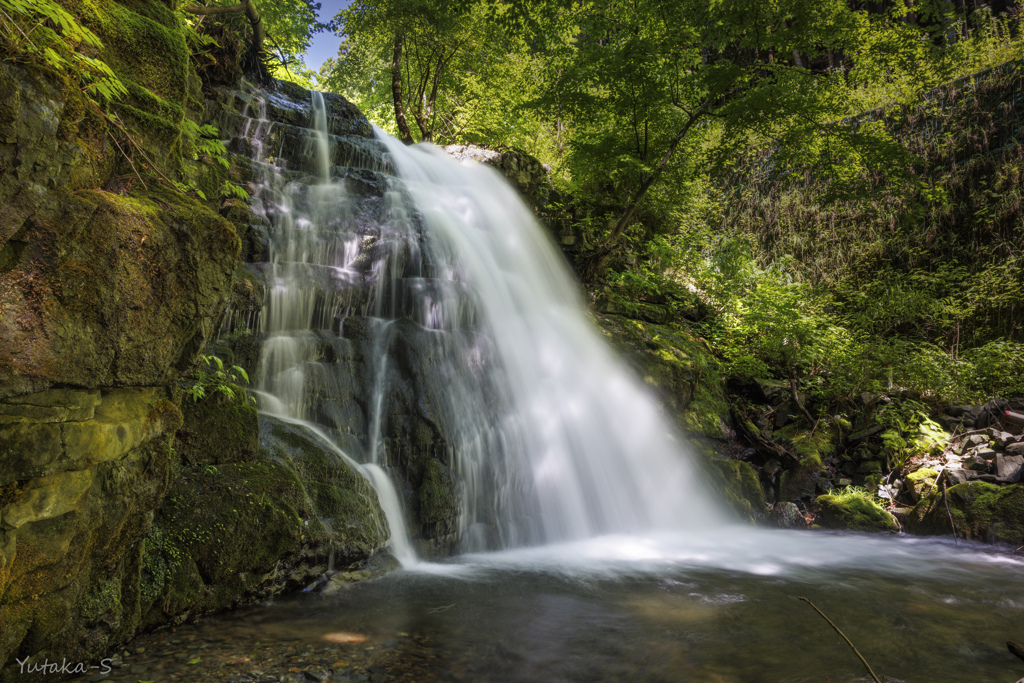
<box><xmin>903</xmin><ymin>467</ymin><xmax>939</xmax><ymax>504</ymax></box>
<box><xmin>905</xmin><ymin>481</ymin><xmax>1024</xmax><ymax>545</ymax></box>
<box><xmin>260</xmin><ymin>416</ymin><xmax>389</xmax><ymax>558</ymax></box>
<box><xmin>776</xmin><ymin>420</ymin><xmax>839</xmax><ymax>501</ymax></box>
<box><xmin>139</xmin><ymin>411</ymin><xmax>390</xmax><ymax>629</ymax></box>
<box><xmin>815</xmin><ymin>490</ymin><xmax>898</xmax><ymax>532</ymax></box>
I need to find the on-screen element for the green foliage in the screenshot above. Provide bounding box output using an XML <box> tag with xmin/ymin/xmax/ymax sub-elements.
<box><xmin>876</xmin><ymin>398</ymin><xmax>947</xmax><ymax>470</ymax></box>
<box><xmin>321</xmin><ymin>0</ymin><xmax>564</xmax><ymax>156</ymax></box>
<box><xmin>0</xmin><ymin>0</ymin><xmax>127</xmax><ymax>104</ymax></box>
<box><xmin>189</xmin><ymin>0</ymin><xmax>329</xmax><ymax>66</ymax></box>
<box><xmin>219</xmin><ymin>179</ymin><xmax>249</xmax><ymax>200</ymax></box>
<box><xmin>183</xmin><ymin>119</ymin><xmax>230</xmax><ymax>169</ymax></box>
<box><xmin>183</xmin><ymin>355</ymin><xmax>253</xmax><ymax>405</ymax></box>
<box><xmin>313</xmin><ymin>0</ymin><xmax>1020</xmax><ymax>409</ymax></box>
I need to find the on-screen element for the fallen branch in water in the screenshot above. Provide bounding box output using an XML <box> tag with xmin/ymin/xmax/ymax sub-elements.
<box><xmin>799</xmin><ymin>597</ymin><xmax>882</xmax><ymax>683</ymax></box>
<box><xmin>1009</xmin><ymin>641</ymin><xmax>1024</xmax><ymax>663</ymax></box>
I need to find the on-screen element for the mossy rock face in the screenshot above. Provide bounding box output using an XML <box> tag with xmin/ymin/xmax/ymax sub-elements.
<box><xmin>84</xmin><ymin>0</ymin><xmax>195</xmax><ymax>157</ymax></box>
<box><xmin>138</xmin><ymin>414</ymin><xmax>391</xmax><ymax>629</ymax></box>
<box><xmin>903</xmin><ymin>467</ymin><xmax>939</xmax><ymax>504</ymax></box>
<box><xmin>417</xmin><ymin>459</ymin><xmax>460</xmax><ymax>555</ymax></box>
<box><xmin>596</xmin><ymin>314</ymin><xmax>731</xmax><ymax>446</ymax></box>
<box><xmin>0</xmin><ymin>389</ymin><xmax>179</xmax><ymax>680</ymax></box>
<box><xmin>0</xmin><ymin>0</ymin><xmax>249</xmax><ymax>673</ymax></box>
<box><xmin>141</xmin><ymin>458</ymin><xmax>313</xmax><ymax>627</ymax></box>
<box><xmin>0</xmin><ymin>30</ymin><xmax>238</xmax><ymax>399</ymax></box>
<box><xmin>776</xmin><ymin>420</ymin><xmax>839</xmax><ymax>501</ymax></box>
<box><xmin>710</xmin><ymin>459</ymin><xmax>767</xmax><ymax>522</ymax></box>
<box><xmin>0</xmin><ymin>185</ymin><xmax>237</xmax><ymax>398</ymax></box>
<box><xmin>259</xmin><ymin>416</ymin><xmax>390</xmax><ymax>558</ymax></box>
<box><xmin>174</xmin><ymin>400</ymin><xmax>259</xmax><ymax>467</ymax></box>
<box><xmin>816</xmin><ymin>492</ymin><xmax>898</xmax><ymax>532</ymax></box>
<box><xmin>905</xmin><ymin>481</ymin><xmax>1024</xmax><ymax>545</ymax></box>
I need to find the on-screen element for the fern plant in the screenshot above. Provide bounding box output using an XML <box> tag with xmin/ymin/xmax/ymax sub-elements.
<box><xmin>0</xmin><ymin>0</ymin><xmax>127</xmax><ymax>104</ymax></box>
<box><xmin>184</xmin><ymin>355</ymin><xmax>254</xmax><ymax>405</ymax></box>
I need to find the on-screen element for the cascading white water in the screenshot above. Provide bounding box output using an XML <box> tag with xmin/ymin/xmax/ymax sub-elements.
<box><xmin>242</xmin><ymin>89</ymin><xmax>417</xmax><ymax>565</ymax></box>
<box><xmin>374</xmin><ymin>136</ymin><xmax>726</xmax><ymax>543</ymax></box>
<box><xmin>242</xmin><ymin>83</ymin><xmax>725</xmax><ymax>566</ymax></box>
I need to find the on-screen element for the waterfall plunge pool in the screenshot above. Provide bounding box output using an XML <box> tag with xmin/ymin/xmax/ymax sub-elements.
<box><xmin>74</xmin><ymin>529</ymin><xmax>1024</xmax><ymax>682</ymax></box>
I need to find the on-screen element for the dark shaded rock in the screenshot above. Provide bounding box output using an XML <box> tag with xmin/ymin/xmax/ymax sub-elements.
<box><xmin>416</xmin><ymin>459</ymin><xmax>460</xmax><ymax>552</ymax></box>
<box><xmin>775</xmin><ymin>421</ymin><xmax>839</xmax><ymax>501</ymax></box>
<box><xmin>849</xmin><ymin>424</ymin><xmax>884</xmax><ymax>441</ymax></box>
<box><xmin>959</xmin><ymin>434</ymin><xmax>988</xmax><ymax>453</ymax></box>
<box><xmin>174</xmin><ymin>400</ymin><xmax>259</xmax><ymax>467</ymax></box>
<box><xmin>711</xmin><ymin>460</ymin><xmax>767</xmax><ymax>522</ymax></box>
<box><xmin>965</xmin><ymin>454</ymin><xmax>992</xmax><ymax>472</ymax></box>
<box><xmin>974</xmin><ymin>447</ymin><xmax>997</xmax><ymax>461</ymax></box>
<box><xmin>769</xmin><ymin>501</ymin><xmax>805</xmax><ymax>529</ymax></box>
<box><xmin>996</xmin><ymin>454</ymin><xmax>1024</xmax><ymax>483</ymax></box>
<box><xmin>947</xmin><ymin>468</ymin><xmax>971</xmax><ymax>485</ymax></box>
<box><xmin>992</xmin><ymin>430</ymin><xmax>1016</xmax><ymax>448</ymax></box>
<box><xmin>140</xmin><ymin>414</ymin><xmax>389</xmax><ymax>629</ymax></box>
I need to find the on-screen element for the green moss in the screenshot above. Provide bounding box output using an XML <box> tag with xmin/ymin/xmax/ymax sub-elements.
<box><xmin>88</xmin><ymin>0</ymin><xmax>190</xmax><ymax>100</ymax></box>
<box><xmin>597</xmin><ymin>314</ymin><xmax>730</xmax><ymax>443</ymax></box>
<box><xmin>910</xmin><ymin>482</ymin><xmax>1024</xmax><ymax>546</ymax></box>
<box><xmin>141</xmin><ymin>459</ymin><xmax>310</xmax><ymax>624</ymax></box>
<box><xmin>260</xmin><ymin>417</ymin><xmax>389</xmax><ymax>557</ymax></box>
<box><xmin>417</xmin><ymin>459</ymin><xmax>459</xmax><ymax>538</ymax></box>
<box><xmin>775</xmin><ymin>420</ymin><xmax>837</xmax><ymax>464</ymax></box>
<box><xmin>904</xmin><ymin>467</ymin><xmax>939</xmax><ymax>503</ymax></box>
<box><xmin>79</xmin><ymin>575</ymin><xmax>122</xmax><ymax>623</ymax></box>
<box><xmin>776</xmin><ymin>420</ymin><xmax>840</xmax><ymax>500</ymax></box>
<box><xmin>684</xmin><ymin>382</ymin><xmax>731</xmax><ymax>441</ymax></box>
<box><xmin>816</xmin><ymin>488</ymin><xmax>898</xmax><ymax>532</ymax></box>
<box><xmin>175</xmin><ymin>400</ymin><xmax>258</xmax><ymax>467</ymax></box>
<box><xmin>711</xmin><ymin>459</ymin><xmax>767</xmax><ymax>521</ymax></box>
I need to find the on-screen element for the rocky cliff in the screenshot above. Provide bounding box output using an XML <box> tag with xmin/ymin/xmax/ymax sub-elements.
<box><xmin>0</xmin><ymin>3</ymin><xmax>387</xmax><ymax>678</ymax></box>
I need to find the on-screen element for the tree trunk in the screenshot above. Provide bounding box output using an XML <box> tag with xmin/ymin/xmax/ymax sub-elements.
<box><xmin>391</xmin><ymin>33</ymin><xmax>415</xmax><ymax>145</ymax></box>
<box><xmin>579</xmin><ymin>105</ymin><xmax>706</xmax><ymax>279</ymax></box>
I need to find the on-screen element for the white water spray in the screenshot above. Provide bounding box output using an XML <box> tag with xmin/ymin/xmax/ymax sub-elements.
<box><xmin>241</xmin><ymin>83</ymin><xmax>725</xmax><ymax>567</ymax></box>
<box><xmin>374</xmin><ymin>135</ymin><xmax>725</xmax><ymax>544</ymax></box>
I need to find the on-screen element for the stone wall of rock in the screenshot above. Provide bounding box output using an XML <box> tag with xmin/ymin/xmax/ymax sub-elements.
<box><xmin>0</xmin><ymin>4</ymin><xmax>389</xmax><ymax>678</ymax></box>
<box><xmin>0</xmin><ymin>31</ymin><xmax>240</xmax><ymax>676</ymax></box>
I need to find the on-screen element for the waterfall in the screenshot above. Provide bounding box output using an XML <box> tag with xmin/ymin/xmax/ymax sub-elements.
<box><xmin>237</xmin><ymin>83</ymin><xmax>725</xmax><ymax>566</ymax></box>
